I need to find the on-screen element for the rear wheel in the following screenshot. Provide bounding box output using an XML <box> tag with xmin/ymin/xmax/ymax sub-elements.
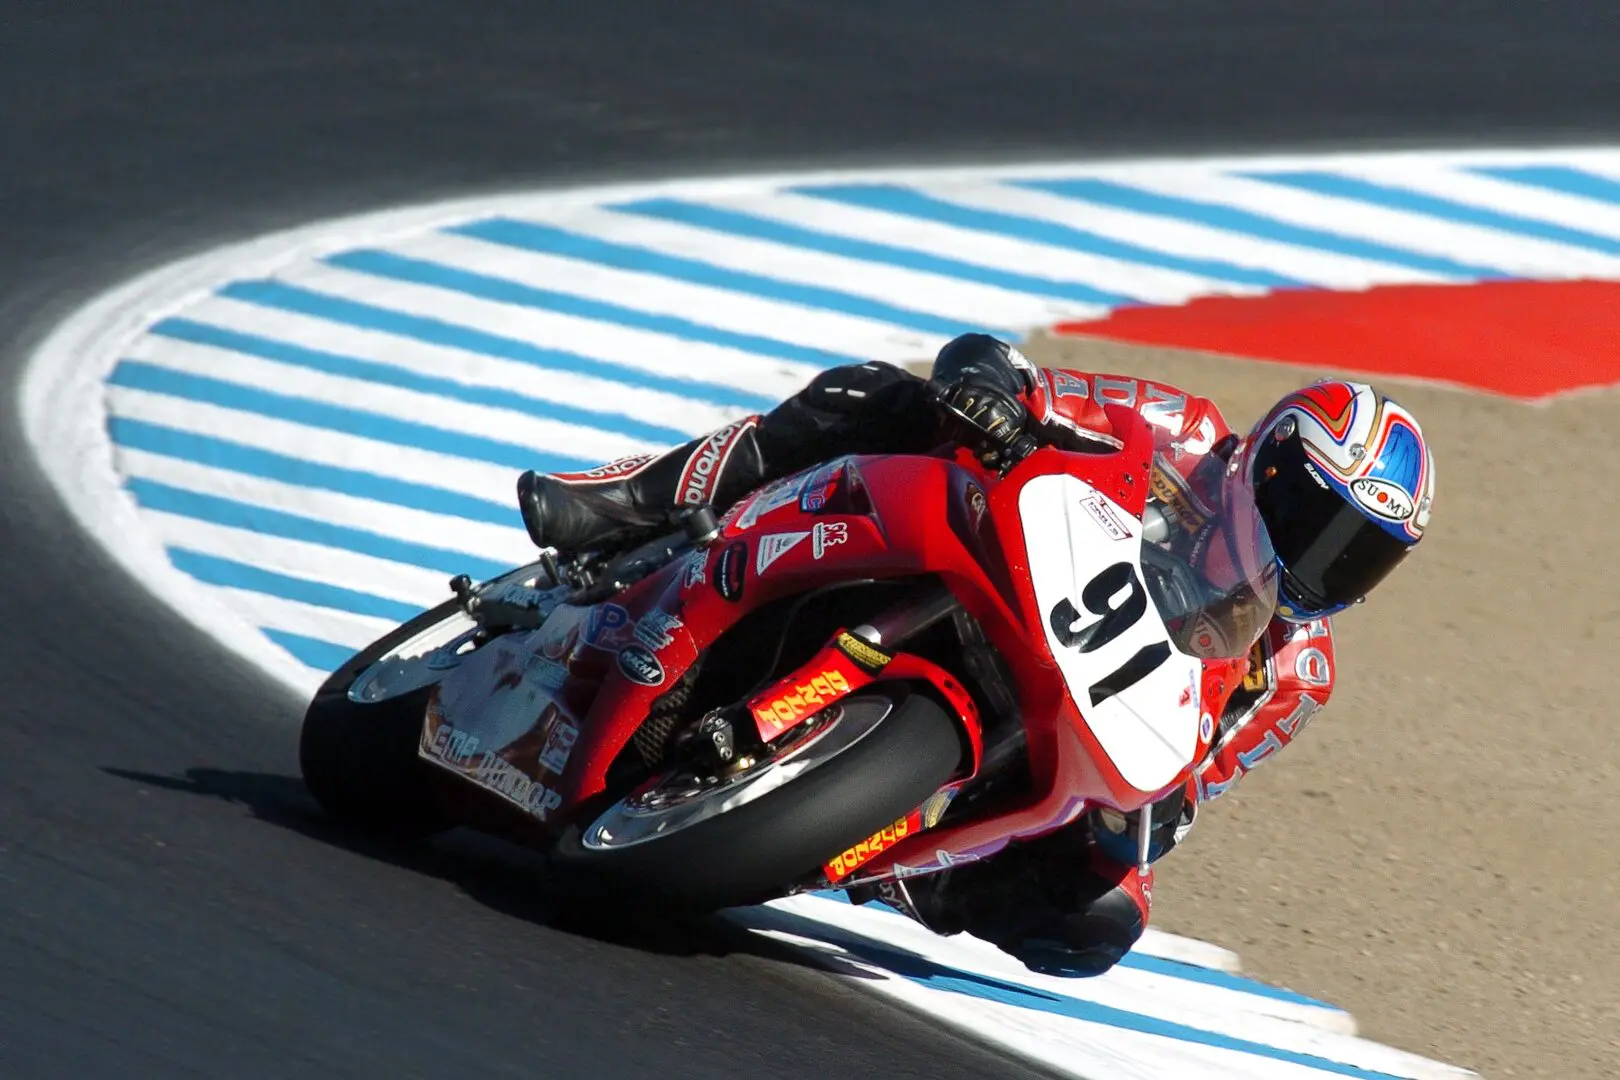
<box><xmin>298</xmin><ymin>599</ymin><xmax>468</xmax><ymax>837</ymax></box>
<box><xmin>549</xmin><ymin>688</ymin><xmax>962</xmax><ymax>910</ymax></box>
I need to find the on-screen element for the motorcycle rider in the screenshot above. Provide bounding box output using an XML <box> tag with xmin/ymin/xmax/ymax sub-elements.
<box><xmin>516</xmin><ymin>333</ymin><xmax>1437</xmax><ymax>977</ymax></box>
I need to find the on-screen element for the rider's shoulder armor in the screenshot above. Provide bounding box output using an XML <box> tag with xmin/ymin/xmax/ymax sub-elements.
<box><xmin>1195</xmin><ymin>616</ymin><xmax>1336</xmax><ymax>802</ymax></box>
<box><xmin>1032</xmin><ymin>369</ymin><xmax>1231</xmax><ymax>456</ymax></box>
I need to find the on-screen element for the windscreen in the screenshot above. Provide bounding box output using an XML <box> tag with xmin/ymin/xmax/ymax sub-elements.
<box><xmin>1141</xmin><ymin>453</ymin><xmax>1279</xmax><ymax>661</ymax></box>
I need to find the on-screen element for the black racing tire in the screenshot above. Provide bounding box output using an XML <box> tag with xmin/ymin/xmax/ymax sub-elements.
<box><xmin>548</xmin><ymin>689</ymin><xmax>962</xmax><ymax>911</ymax></box>
<box><xmin>297</xmin><ymin>599</ymin><xmax>462</xmax><ymax>837</ymax></box>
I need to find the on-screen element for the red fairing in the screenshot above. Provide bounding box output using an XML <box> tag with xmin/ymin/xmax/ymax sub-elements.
<box><xmin>1194</xmin><ymin>616</ymin><xmax>1336</xmax><ymax>803</ymax></box>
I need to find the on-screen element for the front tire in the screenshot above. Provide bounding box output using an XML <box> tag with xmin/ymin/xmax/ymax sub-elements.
<box><xmin>549</xmin><ymin>689</ymin><xmax>963</xmax><ymax>910</ymax></box>
<box><xmin>297</xmin><ymin>600</ymin><xmax>463</xmax><ymax>837</ymax></box>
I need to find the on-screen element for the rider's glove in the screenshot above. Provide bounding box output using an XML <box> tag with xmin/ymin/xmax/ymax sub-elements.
<box><xmin>940</xmin><ymin>377</ymin><xmax>1028</xmax><ymax>446</ymax></box>
<box><xmin>929</xmin><ymin>368</ymin><xmax>1034</xmax><ymax>474</ymax></box>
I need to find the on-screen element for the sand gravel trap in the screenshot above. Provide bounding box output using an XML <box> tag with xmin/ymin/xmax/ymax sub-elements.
<box><xmin>989</xmin><ymin>332</ymin><xmax>1619</xmax><ymax>1080</ymax></box>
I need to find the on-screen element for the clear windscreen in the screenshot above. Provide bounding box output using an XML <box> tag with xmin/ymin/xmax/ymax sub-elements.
<box><xmin>1140</xmin><ymin>453</ymin><xmax>1279</xmax><ymax>660</ymax></box>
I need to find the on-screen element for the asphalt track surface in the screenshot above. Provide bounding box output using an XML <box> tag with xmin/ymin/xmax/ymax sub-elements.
<box><xmin>4</xmin><ymin>4</ymin><xmax>1620</xmax><ymax>1077</ymax></box>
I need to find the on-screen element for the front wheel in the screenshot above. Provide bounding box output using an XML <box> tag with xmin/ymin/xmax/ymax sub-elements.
<box><xmin>549</xmin><ymin>689</ymin><xmax>963</xmax><ymax>910</ymax></box>
<box><xmin>297</xmin><ymin>599</ymin><xmax>467</xmax><ymax>837</ymax></box>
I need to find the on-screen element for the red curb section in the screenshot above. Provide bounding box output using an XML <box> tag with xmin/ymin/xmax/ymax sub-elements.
<box><xmin>1053</xmin><ymin>280</ymin><xmax>1620</xmax><ymax>401</ymax></box>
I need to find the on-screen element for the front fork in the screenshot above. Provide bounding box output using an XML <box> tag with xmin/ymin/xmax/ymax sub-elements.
<box><xmin>731</xmin><ymin>584</ymin><xmax>986</xmax><ymax>886</ymax></box>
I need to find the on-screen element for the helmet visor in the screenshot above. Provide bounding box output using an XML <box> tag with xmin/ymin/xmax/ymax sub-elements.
<box><xmin>1250</xmin><ymin>432</ymin><xmax>1414</xmax><ymax>617</ymax></box>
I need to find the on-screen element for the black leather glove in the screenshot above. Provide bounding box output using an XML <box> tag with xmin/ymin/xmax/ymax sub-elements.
<box><xmin>938</xmin><ymin>377</ymin><xmax>1028</xmax><ymax>447</ymax></box>
<box><xmin>927</xmin><ymin>333</ymin><xmax>1036</xmax><ymax>467</ymax></box>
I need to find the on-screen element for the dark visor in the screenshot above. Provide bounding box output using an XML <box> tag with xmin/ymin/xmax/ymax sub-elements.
<box><xmin>1250</xmin><ymin>433</ymin><xmax>1414</xmax><ymax>616</ymax></box>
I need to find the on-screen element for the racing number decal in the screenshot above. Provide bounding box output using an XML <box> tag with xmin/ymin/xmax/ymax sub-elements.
<box><xmin>1049</xmin><ymin>562</ymin><xmax>1172</xmax><ymax>706</ymax></box>
<box><xmin>1020</xmin><ymin>472</ymin><xmax>1202</xmax><ymax>792</ymax></box>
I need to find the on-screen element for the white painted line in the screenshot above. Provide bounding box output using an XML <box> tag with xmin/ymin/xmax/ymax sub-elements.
<box><xmin>718</xmin><ymin>189</ymin><xmax>1263</xmax><ymax>304</ymax></box>
<box><xmin>516</xmin><ymin>204</ymin><xmax>1109</xmax><ymax>327</ymax></box>
<box><xmin>124</xmin><ymin>335</ymin><xmax>661</xmax><ymax>464</ymax></box>
<box><xmin>106</xmin><ymin>386</ymin><xmax>526</xmax><ymax>504</ymax></box>
<box><xmin>406</xmin><ymin>229</ymin><xmax>950</xmax><ymax>357</ymax></box>
<box><xmin>939</xmin><ymin>181</ymin><xmax>1448</xmax><ymax>289</ymax></box>
<box><xmin>116</xmin><ymin>448</ymin><xmax>535</xmax><ymax>564</ymax></box>
<box><xmin>183</xmin><ymin>294</ymin><xmax>746</xmax><ymax>435</ymax></box>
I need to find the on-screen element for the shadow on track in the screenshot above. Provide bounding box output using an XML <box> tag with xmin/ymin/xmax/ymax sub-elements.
<box><xmin>98</xmin><ymin>764</ymin><xmax>878</xmax><ymax>978</ymax></box>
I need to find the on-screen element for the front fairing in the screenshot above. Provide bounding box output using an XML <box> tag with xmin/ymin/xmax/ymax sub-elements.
<box><xmin>1015</xmin><ymin>469</ymin><xmax>1210</xmax><ymax>794</ymax></box>
<box><xmin>985</xmin><ymin>414</ymin><xmax>1277</xmax><ymax>808</ymax></box>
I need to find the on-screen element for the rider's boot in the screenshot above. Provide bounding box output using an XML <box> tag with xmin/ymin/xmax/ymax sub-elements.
<box><xmin>516</xmin><ymin>416</ymin><xmax>769</xmax><ymax>554</ymax></box>
<box><xmin>855</xmin><ymin>830</ymin><xmax>1154</xmax><ymax>978</ymax></box>
<box><xmin>517</xmin><ymin>358</ymin><xmax>942</xmax><ymax>556</ymax></box>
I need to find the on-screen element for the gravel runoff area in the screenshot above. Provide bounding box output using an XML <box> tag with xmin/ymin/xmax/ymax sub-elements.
<box><xmin>914</xmin><ymin>332</ymin><xmax>1616</xmax><ymax>1080</ymax></box>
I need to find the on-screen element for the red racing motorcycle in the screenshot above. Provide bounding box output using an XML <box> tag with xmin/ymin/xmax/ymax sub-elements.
<box><xmin>299</xmin><ymin>402</ymin><xmax>1279</xmax><ymax>909</ymax></box>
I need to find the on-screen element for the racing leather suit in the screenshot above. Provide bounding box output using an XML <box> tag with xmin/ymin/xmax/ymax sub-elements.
<box><xmin>519</xmin><ymin>339</ymin><xmax>1338</xmax><ymax>976</ymax></box>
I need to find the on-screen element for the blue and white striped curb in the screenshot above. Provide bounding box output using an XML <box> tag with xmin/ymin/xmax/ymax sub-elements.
<box><xmin>29</xmin><ymin>144</ymin><xmax>1613</xmax><ymax>1079</ymax></box>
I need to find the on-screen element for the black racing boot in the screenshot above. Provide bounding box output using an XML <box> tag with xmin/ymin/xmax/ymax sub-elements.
<box><xmin>517</xmin><ymin>416</ymin><xmax>768</xmax><ymax>554</ymax></box>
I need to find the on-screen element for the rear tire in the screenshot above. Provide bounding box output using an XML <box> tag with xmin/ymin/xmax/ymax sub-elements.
<box><xmin>549</xmin><ymin>689</ymin><xmax>962</xmax><ymax>910</ymax></box>
<box><xmin>297</xmin><ymin>600</ymin><xmax>461</xmax><ymax>837</ymax></box>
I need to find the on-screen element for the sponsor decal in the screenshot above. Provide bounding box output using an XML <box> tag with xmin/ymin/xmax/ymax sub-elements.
<box><xmin>1187</xmin><ymin>612</ymin><xmax>1232</xmax><ymax>659</ymax></box>
<box><xmin>524</xmin><ymin>653</ymin><xmax>571</xmax><ymax>690</ymax></box>
<box><xmin>1294</xmin><ymin>646</ymin><xmax>1331</xmax><ymax>686</ymax></box>
<box><xmin>474</xmin><ymin>751</ymin><xmax>563</xmax><ymax>818</ymax></box>
<box><xmin>426</xmin><ymin>719</ymin><xmax>480</xmax><ymax>764</ymax></box>
<box><xmin>678</xmin><ymin>417</ymin><xmax>757</xmax><ymax>507</ymax></box>
<box><xmin>753</xmin><ymin>668</ymin><xmax>851</xmax><ymax>735</ymax></box>
<box><xmin>1199</xmin><ymin>711</ymin><xmax>1215</xmax><ymax>742</ymax></box>
<box><xmin>1350</xmin><ymin>476</ymin><xmax>1415</xmax><ymax>522</ymax></box>
<box><xmin>681</xmin><ymin>550</ymin><xmax>707</xmax><ymax>589</ymax></box>
<box><xmin>1149</xmin><ymin>461</ymin><xmax>1205</xmax><ymax>536</ymax></box>
<box><xmin>584</xmin><ymin>603</ymin><xmax>634</xmax><ymax>651</ymax></box>
<box><xmin>1171</xmin><ymin>415</ymin><xmax>1220</xmax><ymax>458</ymax></box>
<box><xmin>1241</xmin><ymin>639</ymin><xmax>1270</xmax><ymax>692</ymax></box>
<box><xmin>824</xmin><ymin>811</ymin><xmax>922</xmax><ymax>882</ymax></box>
<box><xmin>553</xmin><ymin>453</ymin><xmax>656</xmax><ymax>484</ymax></box>
<box><xmin>617</xmin><ymin>645</ymin><xmax>665</xmax><ymax>686</ymax></box>
<box><xmin>798</xmin><ymin>462</ymin><xmax>841</xmax><ymax>513</ymax></box>
<box><xmin>1302</xmin><ymin>460</ymin><xmax>1332</xmax><ymax>490</ymax></box>
<box><xmin>810</xmin><ymin>520</ymin><xmax>847</xmax><ymax>559</ymax></box>
<box><xmin>489</xmin><ymin>582</ymin><xmax>545</xmax><ymax>611</ymax></box>
<box><xmin>1093</xmin><ymin>374</ymin><xmax>1140</xmax><ymax>408</ymax></box>
<box><xmin>533</xmin><ymin>608</ymin><xmax>584</xmax><ymax>662</ymax></box>
<box><xmin>715</xmin><ymin>540</ymin><xmax>747</xmax><ymax>601</ymax></box>
<box><xmin>536</xmin><ymin>705</ymin><xmax>579</xmax><ymax>776</ymax></box>
<box><xmin>919</xmin><ymin>789</ymin><xmax>954</xmax><ymax>829</ymax></box>
<box><xmin>1236</xmin><ymin>729</ymin><xmax>1284</xmax><ymax>771</ymax></box>
<box><xmin>633</xmin><ymin>608</ymin><xmax>684</xmax><ymax>651</ymax></box>
<box><xmin>966</xmin><ymin>483</ymin><xmax>987</xmax><ymax>527</ymax></box>
<box><xmin>834</xmin><ymin>630</ymin><xmax>891</xmax><ymax>674</ymax></box>
<box><xmin>736</xmin><ymin>473</ymin><xmax>809</xmax><ymax>529</ymax></box>
<box><xmin>1139</xmin><ymin>384</ymin><xmax>1190</xmax><ymax>431</ymax></box>
<box><xmin>891</xmin><ymin>847</ymin><xmax>979</xmax><ymax>879</ymax></box>
<box><xmin>1277</xmin><ymin>693</ymin><xmax>1324</xmax><ymax>737</ymax></box>
<box><xmin>755</xmin><ymin>530</ymin><xmax>809</xmax><ymax>575</ymax></box>
<box><xmin>1046</xmin><ymin>368</ymin><xmax>1089</xmax><ymax>401</ymax></box>
<box><xmin>1079</xmin><ymin>493</ymin><xmax>1130</xmax><ymax>542</ymax></box>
